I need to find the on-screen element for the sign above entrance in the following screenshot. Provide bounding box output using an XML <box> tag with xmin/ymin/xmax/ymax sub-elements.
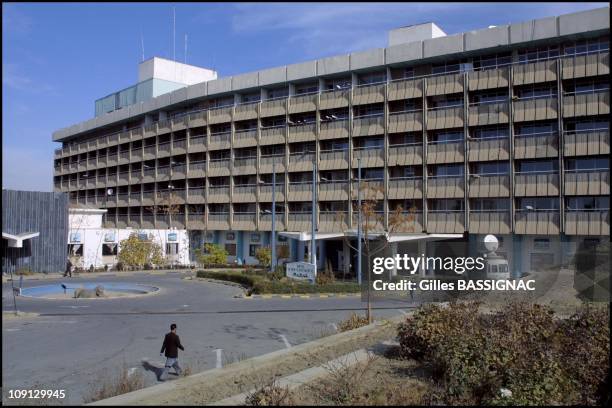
<box><xmin>286</xmin><ymin>262</ymin><xmax>316</xmax><ymax>283</ymax></box>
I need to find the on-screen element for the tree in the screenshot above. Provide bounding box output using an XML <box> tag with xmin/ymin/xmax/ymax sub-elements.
<box><xmin>340</xmin><ymin>182</ymin><xmax>417</xmax><ymax>323</ymax></box>
<box><xmin>255</xmin><ymin>247</ymin><xmax>272</xmax><ymax>268</ymax></box>
<box><xmin>195</xmin><ymin>243</ymin><xmax>228</xmax><ymax>267</ymax></box>
<box><xmin>117</xmin><ymin>233</ymin><xmax>164</xmax><ymax>269</ymax></box>
<box><xmin>148</xmin><ymin>191</ymin><xmax>182</xmax><ymax>226</ymax></box>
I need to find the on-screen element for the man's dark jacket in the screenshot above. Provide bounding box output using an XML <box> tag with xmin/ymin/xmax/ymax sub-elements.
<box><xmin>160</xmin><ymin>332</ymin><xmax>184</xmax><ymax>358</ymax></box>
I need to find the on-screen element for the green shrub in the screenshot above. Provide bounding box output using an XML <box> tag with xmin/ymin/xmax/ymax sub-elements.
<box><xmin>117</xmin><ymin>234</ymin><xmax>164</xmax><ymax>269</ymax></box>
<box><xmin>255</xmin><ymin>247</ymin><xmax>272</xmax><ymax>268</ymax></box>
<box><xmin>195</xmin><ymin>243</ymin><xmax>228</xmax><ymax>267</ymax></box>
<box><xmin>397</xmin><ymin>302</ymin><xmax>610</xmax><ymax>405</ymax></box>
<box><xmin>196</xmin><ymin>270</ymin><xmax>257</xmax><ymax>289</ymax></box>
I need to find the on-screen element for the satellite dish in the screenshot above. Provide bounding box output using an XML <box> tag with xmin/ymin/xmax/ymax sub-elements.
<box><xmin>107</xmin><ymin>188</ymin><xmax>114</xmax><ymax>196</ymax></box>
<box><xmin>483</xmin><ymin>234</ymin><xmax>499</xmax><ymax>253</ymax></box>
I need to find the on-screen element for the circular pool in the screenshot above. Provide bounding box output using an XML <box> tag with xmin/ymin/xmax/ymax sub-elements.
<box><xmin>20</xmin><ymin>282</ymin><xmax>159</xmax><ymax>299</ymax></box>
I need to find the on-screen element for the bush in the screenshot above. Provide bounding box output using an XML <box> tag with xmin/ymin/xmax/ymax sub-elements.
<box><xmin>337</xmin><ymin>313</ymin><xmax>370</xmax><ymax>332</ymax></box>
<box><xmin>245</xmin><ymin>379</ymin><xmax>294</xmax><ymax>406</ymax></box>
<box><xmin>195</xmin><ymin>243</ymin><xmax>228</xmax><ymax>267</ymax></box>
<box><xmin>397</xmin><ymin>302</ymin><xmax>610</xmax><ymax>405</ymax></box>
<box><xmin>117</xmin><ymin>234</ymin><xmax>164</xmax><ymax>269</ymax></box>
<box><xmin>255</xmin><ymin>247</ymin><xmax>272</xmax><ymax>268</ymax></box>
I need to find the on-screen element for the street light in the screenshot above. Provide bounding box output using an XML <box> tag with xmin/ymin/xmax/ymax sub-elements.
<box><xmin>258</xmin><ymin>162</ymin><xmax>277</xmax><ymax>273</ymax></box>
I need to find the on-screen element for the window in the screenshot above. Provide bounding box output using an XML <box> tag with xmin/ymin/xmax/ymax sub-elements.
<box><xmin>471</xmin><ymin>161</ymin><xmax>509</xmax><ymax>175</ymax></box>
<box><xmin>166</xmin><ymin>243</ymin><xmax>179</xmax><ymax>255</ymax></box>
<box><xmin>226</xmin><ymin>232</ymin><xmax>235</xmax><ymax>241</ymax></box>
<box><xmin>515</xmin><ymin>121</ymin><xmax>557</xmax><ymax>136</ymax></box>
<box><xmin>225</xmin><ymin>243</ymin><xmax>237</xmax><ymax>256</ymax></box>
<box><xmin>268</xmin><ymin>88</ymin><xmax>288</xmax><ymax>99</ymax></box>
<box><xmin>429</xmin><ymin>130</ymin><xmax>463</xmax><ymax>143</ymax></box>
<box><xmin>249</xmin><ymin>244</ymin><xmax>260</xmax><ymax>257</ymax></box>
<box><xmin>533</xmin><ymin>238</ymin><xmax>551</xmax><ymax>250</ymax></box>
<box><xmin>354</xmin><ymin>104</ymin><xmax>384</xmax><ymax>117</ymax></box>
<box><xmin>67</xmin><ymin>244</ymin><xmax>83</xmax><ymax>256</ymax></box>
<box><xmin>564</xmin><ymin>79</ymin><xmax>610</xmax><ymax>95</ymax></box>
<box><xmin>516</xmin><ymin>85</ymin><xmax>557</xmax><ymax>99</ymax></box>
<box><xmin>429</xmin><ymin>164</ymin><xmax>464</xmax><ymax>177</ymax></box>
<box><xmin>358</xmin><ymin>168</ymin><xmax>384</xmax><ymax>180</ymax></box>
<box><xmin>473</xmin><ymin>52</ymin><xmax>512</xmax><ymax>70</ymax></box>
<box><xmin>566</xmin><ymin>196</ymin><xmax>609</xmax><ymax>211</ymax></box>
<box><xmin>357</xmin><ymin>71</ymin><xmax>386</xmax><ymax>85</ymax></box>
<box><xmin>471</xmin><ymin>198</ymin><xmax>510</xmax><ymax>211</ymax></box>
<box><xmin>429</xmin><ymin>199</ymin><xmax>464</xmax><ymax>212</ymax></box>
<box><xmin>517</xmin><ymin>197</ymin><xmax>559</xmax><ymax>210</ymax></box>
<box><xmin>565</xmin><ymin>156</ymin><xmax>609</xmax><ymax>171</ymax></box>
<box><xmin>565</xmin><ymin>119</ymin><xmax>609</xmax><ymax>132</ymax></box>
<box><xmin>432</xmin><ymin>60</ymin><xmax>473</xmax><ymax>74</ymax></box>
<box><xmin>251</xmin><ymin>233</ymin><xmax>261</xmax><ymax>243</ymax></box>
<box><xmin>471</xmin><ymin>126</ymin><xmax>508</xmax><ymax>140</ymax></box>
<box><xmin>430</xmin><ymin>95</ymin><xmax>464</xmax><ymax>108</ymax></box>
<box><xmin>471</xmin><ymin>91</ymin><xmax>508</xmax><ymax>104</ymax></box>
<box><xmin>518</xmin><ymin>45</ymin><xmax>559</xmax><ymax>63</ymax></box>
<box><xmin>241</xmin><ymin>92</ymin><xmax>260</xmax><ymax>103</ymax></box>
<box><xmin>563</xmin><ymin>36</ymin><xmax>609</xmax><ymax>56</ymax></box>
<box><xmin>517</xmin><ymin>159</ymin><xmax>558</xmax><ymax>173</ymax></box>
<box><xmin>102</xmin><ymin>243</ymin><xmax>118</xmax><ymax>256</ymax></box>
<box><xmin>295</xmin><ymin>84</ymin><xmax>319</xmax><ymax>95</ymax></box>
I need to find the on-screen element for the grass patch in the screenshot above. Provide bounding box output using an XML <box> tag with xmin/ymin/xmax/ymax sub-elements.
<box><xmin>83</xmin><ymin>365</ymin><xmax>145</xmax><ymax>403</ymax></box>
<box><xmin>337</xmin><ymin>313</ymin><xmax>370</xmax><ymax>332</ymax></box>
<box><xmin>196</xmin><ymin>270</ymin><xmax>360</xmax><ymax>295</ymax></box>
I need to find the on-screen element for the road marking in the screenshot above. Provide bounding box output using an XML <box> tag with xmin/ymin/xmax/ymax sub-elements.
<box><xmin>59</xmin><ymin>306</ymin><xmax>90</xmax><ymax>309</ymax></box>
<box><xmin>299</xmin><ymin>295</ymin><xmax>310</xmax><ymax>299</ymax></box>
<box><xmin>182</xmin><ymin>305</ymin><xmax>189</xmax><ymax>308</ymax></box>
<box><xmin>279</xmin><ymin>335</ymin><xmax>291</xmax><ymax>349</ymax></box>
<box><xmin>215</xmin><ymin>349</ymin><xmax>223</xmax><ymax>369</ymax></box>
<box><xmin>330</xmin><ymin>323</ymin><xmax>338</xmax><ymax>331</ymax></box>
<box><xmin>5</xmin><ymin>328</ymin><xmax>20</xmax><ymax>332</ymax></box>
<box><xmin>280</xmin><ymin>295</ymin><xmax>291</xmax><ymax>299</ymax></box>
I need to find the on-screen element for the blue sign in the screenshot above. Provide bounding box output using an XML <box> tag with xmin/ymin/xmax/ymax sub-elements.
<box><xmin>168</xmin><ymin>232</ymin><xmax>177</xmax><ymax>242</ymax></box>
<box><xmin>70</xmin><ymin>232</ymin><xmax>81</xmax><ymax>243</ymax></box>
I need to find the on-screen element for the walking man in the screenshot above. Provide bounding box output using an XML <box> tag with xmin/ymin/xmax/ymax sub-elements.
<box><xmin>64</xmin><ymin>257</ymin><xmax>73</xmax><ymax>278</ymax></box>
<box><xmin>159</xmin><ymin>323</ymin><xmax>184</xmax><ymax>380</ymax></box>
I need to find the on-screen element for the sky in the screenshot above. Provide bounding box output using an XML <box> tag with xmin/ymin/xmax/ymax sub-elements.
<box><xmin>2</xmin><ymin>2</ymin><xmax>607</xmax><ymax>191</ymax></box>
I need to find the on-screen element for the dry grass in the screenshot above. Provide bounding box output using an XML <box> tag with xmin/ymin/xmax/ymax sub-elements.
<box><xmin>245</xmin><ymin>379</ymin><xmax>295</xmax><ymax>406</ymax></box>
<box><xmin>83</xmin><ymin>365</ymin><xmax>145</xmax><ymax>403</ymax></box>
<box><xmin>337</xmin><ymin>313</ymin><xmax>370</xmax><ymax>332</ymax></box>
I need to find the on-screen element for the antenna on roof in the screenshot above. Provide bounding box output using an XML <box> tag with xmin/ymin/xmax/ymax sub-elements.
<box><xmin>140</xmin><ymin>32</ymin><xmax>145</xmax><ymax>62</ymax></box>
<box><xmin>184</xmin><ymin>33</ymin><xmax>188</xmax><ymax>64</ymax></box>
<box><xmin>173</xmin><ymin>6</ymin><xmax>176</xmax><ymax>61</ymax></box>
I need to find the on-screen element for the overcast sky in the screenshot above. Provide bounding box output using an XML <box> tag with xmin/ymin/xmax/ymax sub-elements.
<box><xmin>2</xmin><ymin>2</ymin><xmax>607</xmax><ymax>191</ymax></box>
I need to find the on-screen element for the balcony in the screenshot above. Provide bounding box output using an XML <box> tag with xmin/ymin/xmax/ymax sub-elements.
<box><xmin>564</xmin><ymin>170</ymin><xmax>610</xmax><ymax>195</ymax></box>
<box><xmin>187</xmin><ymin>187</ymin><xmax>206</xmax><ymax>204</ymax></box>
<box><xmin>142</xmin><ymin>167</ymin><xmax>156</xmax><ymax>183</ymax></box>
<box><xmin>188</xmin><ymin>135</ymin><xmax>207</xmax><ymax>152</ymax></box>
<box><xmin>288</xmin><ymin>152</ymin><xmax>314</xmax><ymax>172</ymax></box>
<box><xmin>352</xmin><ymin>83</ymin><xmax>385</xmax><ymax>105</ymax></box>
<box><xmin>117</xmin><ymin>193</ymin><xmax>129</xmax><ymax>206</ymax></box>
<box><xmin>129</xmin><ymin>192</ymin><xmax>141</xmax><ymax>205</ymax></box>
<box><xmin>171</xmin><ymin>164</ymin><xmax>186</xmax><ymax>179</ymax></box>
<box><xmin>259</xmin><ymin>184</ymin><xmax>285</xmax><ymax>202</ymax></box>
<box><xmin>260</xmin><ymin>154</ymin><xmax>286</xmax><ymax>173</ymax></box>
<box><xmin>78</xmin><ymin>160</ymin><xmax>87</xmax><ymax>171</ymax></box>
<box><xmin>426</xmin><ymin>73</ymin><xmax>463</xmax><ymax>96</ymax></box>
<box><xmin>188</xmin><ymin>110</ymin><xmax>207</xmax><ymax>127</ymax></box>
<box><xmin>208</xmin><ymin>186</ymin><xmax>230</xmax><ymax>203</ymax></box>
<box><xmin>172</xmin><ymin>139</ymin><xmax>187</xmax><ymax>154</ymax></box>
<box><xmin>233</xmin><ymin>129</ymin><xmax>258</xmax><ymax>148</ymax></box>
<box><xmin>141</xmin><ymin>214</ymin><xmax>155</xmax><ymax>228</ymax></box>
<box><xmin>260</xmin><ymin>98</ymin><xmax>287</xmax><ymax>117</ymax></box>
<box><xmin>468</xmin><ymin>101</ymin><xmax>509</xmax><ymax>126</ymax></box>
<box><xmin>187</xmin><ymin>161</ymin><xmax>206</xmax><ymax>178</ymax></box>
<box><xmin>232</xmin><ymin>212</ymin><xmax>257</xmax><ymax>230</ymax></box>
<box><xmin>142</xmin><ymin>191</ymin><xmax>155</xmax><ymax>206</ymax></box>
<box><xmin>427</xmin><ymin>176</ymin><xmax>465</xmax><ymax>198</ymax></box>
<box><xmin>352</xmin><ymin>180</ymin><xmax>384</xmax><ymax>200</ymax></box>
<box><xmin>468</xmin><ymin>174</ymin><xmax>510</xmax><ymax>197</ymax></box>
<box><xmin>232</xmin><ymin>185</ymin><xmax>257</xmax><ymax>202</ymax></box>
<box><xmin>172</xmin><ymin>116</ymin><xmax>188</xmax><ymax>131</ymax></box>
<box><xmin>318</xmin><ymin>181</ymin><xmax>349</xmax><ymax>201</ymax></box>
<box><xmin>427</xmin><ymin>211</ymin><xmax>465</xmax><ymax>233</ymax></box>
<box><xmin>157</xmin><ymin>166</ymin><xmax>171</xmax><ymax>181</ymax></box>
<box><xmin>157</xmin><ymin>120</ymin><xmax>171</xmax><ymax>135</ymax></box>
<box><xmin>116</xmin><ymin>215</ymin><xmax>129</xmax><ymax>228</ymax></box>
<box><xmin>561</xmin><ymin>52</ymin><xmax>609</xmax><ymax>79</ymax></box>
<box><xmin>144</xmin><ymin>145</ymin><xmax>156</xmax><ymax>160</ymax></box>
<box><xmin>319</xmin><ymin>149</ymin><xmax>349</xmax><ymax>170</ymax></box>
<box><xmin>319</xmin><ymin>89</ymin><xmax>349</xmax><ymax>110</ymax></box>
<box><xmin>208</xmin><ymin>212</ymin><xmax>230</xmax><ymax>230</ymax></box>
<box><xmin>186</xmin><ymin>213</ymin><xmax>206</xmax><ymax>230</ymax></box>
<box><xmin>260</xmin><ymin>126</ymin><xmax>286</xmax><ymax>145</ymax></box>
<box><xmin>469</xmin><ymin>211</ymin><xmax>511</xmax><ymax>234</ymax></box>
<box><xmin>208</xmin><ymin>106</ymin><xmax>233</xmax><ymax>124</ymax></box>
<box><xmin>565</xmin><ymin>210</ymin><xmax>609</xmax><ymax>236</ymax></box>
<box><xmin>288</xmin><ymin>212</ymin><xmax>313</xmax><ymax>231</ymax></box>
<box><xmin>353</xmin><ymin>115</ymin><xmax>384</xmax><ymax>137</ymax></box>
<box><xmin>108</xmin><ymin>133</ymin><xmax>120</xmax><ymax>146</ymax></box>
<box><xmin>512</xmin><ymin>96</ymin><xmax>558</xmax><ymax>122</ymax></box>
<box><xmin>427</xmin><ymin>141</ymin><xmax>464</xmax><ymax>163</ymax></box>
<box><xmin>96</xmin><ymin>175</ymin><xmax>106</xmax><ymax>188</ymax></box>
<box><xmin>468</xmin><ymin>137</ymin><xmax>510</xmax><ymax>161</ymax></box>
<box><xmin>514</xmin><ymin>172</ymin><xmax>559</xmax><ymax>196</ymax></box>
<box><xmin>233</xmin><ymin>157</ymin><xmax>257</xmax><ymax>175</ymax></box>
<box><xmin>288</xmin><ymin>123</ymin><xmax>316</xmax><ymax>143</ymax></box>
<box><xmin>208</xmin><ymin>159</ymin><xmax>231</xmax><ymax>177</ymax></box>
<box><xmin>107</xmin><ymin>154</ymin><xmax>118</xmax><ymax>166</ymax></box>
<box><xmin>388</xmin><ymin>143</ymin><xmax>422</xmax><ymax>166</ymax></box>
<box><xmin>233</xmin><ymin>102</ymin><xmax>258</xmax><ymax>121</ymax></box>
<box><xmin>289</xmin><ymin>93</ymin><xmax>317</xmax><ymax>114</ymax></box>
<box><xmin>131</xmin><ymin>148</ymin><xmax>143</xmax><ymax>162</ymax></box>
<box><xmin>514</xmin><ymin>133</ymin><xmax>558</xmax><ymax>159</ymax></box>
<box><xmin>388</xmin><ymin>177</ymin><xmax>423</xmax><ymax>199</ymax></box>
<box><xmin>209</xmin><ymin>132</ymin><xmax>231</xmax><ymax>150</ymax></box>
<box><xmin>351</xmin><ymin>212</ymin><xmax>384</xmax><ymax>232</ymax></box>
<box><xmin>87</xmin><ymin>158</ymin><xmax>97</xmax><ymax>168</ymax></box>
<box><xmin>388</xmin><ymin>78</ymin><xmax>422</xmax><ymax>101</ymax></box>
<box><xmin>512</xmin><ymin>59</ymin><xmax>557</xmax><ymax>85</ymax></box>
<box><xmin>259</xmin><ymin>213</ymin><xmax>285</xmax><ymax>231</ymax></box>
<box><xmin>319</xmin><ymin>212</ymin><xmax>348</xmax><ymax>232</ymax></box>
<box><xmin>564</xmin><ymin>130</ymin><xmax>609</xmax><ymax>156</ymax></box>
<box><xmin>467</xmin><ymin>67</ymin><xmax>509</xmax><ymax>91</ymax></box>
<box><xmin>393</xmin><ymin>211</ymin><xmax>424</xmax><ymax>233</ymax></box>
<box><xmin>563</xmin><ymin>91</ymin><xmax>610</xmax><ymax>118</ymax></box>
<box><xmin>117</xmin><ymin>172</ymin><xmax>129</xmax><ymax>185</ymax></box>
<box><xmin>426</xmin><ymin>105</ymin><xmax>464</xmax><ymax>130</ymax></box>
<box><xmin>388</xmin><ymin>110</ymin><xmax>423</xmax><ymax>133</ymax></box>
<box><xmin>320</xmin><ymin>119</ymin><xmax>349</xmax><ymax>140</ymax></box>
<box><xmin>288</xmin><ymin>182</ymin><xmax>313</xmax><ymax>201</ymax></box>
<box><xmin>352</xmin><ymin>147</ymin><xmax>384</xmax><ymax>168</ymax></box>
<box><xmin>515</xmin><ymin>210</ymin><xmax>560</xmax><ymax>235</ymax></box>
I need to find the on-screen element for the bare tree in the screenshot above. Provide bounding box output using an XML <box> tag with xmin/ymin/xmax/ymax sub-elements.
<box><xmin>339</xmin><ymin>182</ymin><xmax>419</xmax><ymax>323</ymax></box>
<box><xmin>147</xmin><ymin>191</ymin><xmax>183</xmax><ymax>268</ymax></box>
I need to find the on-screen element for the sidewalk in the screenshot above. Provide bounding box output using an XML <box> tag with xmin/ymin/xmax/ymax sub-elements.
<box><xmin>2</xmin><ymin>268</ymin><xmax>193</xmax><ymax>283</ymax></box>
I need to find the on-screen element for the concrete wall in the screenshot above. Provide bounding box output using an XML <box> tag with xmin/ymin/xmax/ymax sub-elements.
<box><xmin>138</xmin><ymin>57</ymin><xmax>217</xmax><ymax>85</ymax></box>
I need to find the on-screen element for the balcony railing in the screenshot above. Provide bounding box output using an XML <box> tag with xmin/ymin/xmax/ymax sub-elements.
<box><xmin>515</xmin><ymin>210</ymin><xmax>560</xmax><ymax>234</ymax></box>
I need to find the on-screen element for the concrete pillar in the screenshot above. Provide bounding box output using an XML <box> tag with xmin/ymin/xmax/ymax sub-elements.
<box><xmin>297</xmin><ymin>240</ymin><xmax>306</xmax><ymax>262</ymax></box>
<box><xmin>342</xmin><ymin>240</ymin><xmax>351</xmax><ymax>275</ymax></box>
<box><xmin>512</xmin><ymin>235</ymin><xmax>523</xmax><ymax>279</ymax></box>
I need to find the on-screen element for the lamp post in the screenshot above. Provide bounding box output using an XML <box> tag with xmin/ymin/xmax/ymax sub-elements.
<box><xmin>271</xmin><ymin>162</ymin><xmax>276</xmax><ymax>273</ymax></box>
<box><xmin>311</xmin><ymin>157</ymin><xmax>317</xmax><ymax>269</ymax></box>
<box><xmin>357</xmin><ymin>157</ymin><xmax>362</xmax><ymax>286</ymax></box>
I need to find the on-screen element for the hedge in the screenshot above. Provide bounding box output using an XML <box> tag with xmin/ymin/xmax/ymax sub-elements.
<box><xmin>195</xmin><ymin>270</ymin><xmax>360</xmax><ymax>295</ymax></box>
